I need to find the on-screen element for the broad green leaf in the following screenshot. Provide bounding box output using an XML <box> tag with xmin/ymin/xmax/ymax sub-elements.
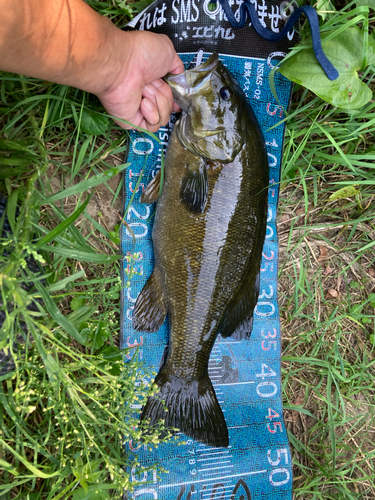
<box><xmin>280</xmin><ymin>28</ymin><xmax>372</xmax><ymax>109</ymax></box>
<box><xmin>367</xmin><ymin>30</ymin><xmax>375</xmax><ymax>65</ymax></box>
<box><xmin>42</xmin><ymin>164</ymin><xmax>129</xmax><ymax>204</ymax></box>
<box><xmin>329</xmin><ymin>185</ymin><xmax>360</xmax><ymax>200</ymax></box>
<box><xmin>72</xmin><ymin>486</ymin><xmax>106</xmax><ymax>500</ymax></box>
<box><xmin>70</xmin><ymin>297</ymin><xmax>86</xmax><ymax>311</ymax></box>
<box><xmin>356</xmin><ymin>0</ymin><xmax>375</xmax><ymax>10</ymax></box>
<box><xmin>81</xmin><ymin>321</ymin><xmax>109</xmax><ymax>350</ymax></box>
<box><xmin>34</xmin><ymin>195</ymin><xmax>91</xmax><ymax>250</ymax></box>
<box><xmin>80</xmin><ymin>110</ymin><xmax>109</xmax><ymax>136</ymax></box>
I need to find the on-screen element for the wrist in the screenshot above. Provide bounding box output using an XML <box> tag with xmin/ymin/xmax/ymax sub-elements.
<box><xmin>88</xmin><ymin>29</ymin><xmax>138</xmax><ymax>97</ymax></box>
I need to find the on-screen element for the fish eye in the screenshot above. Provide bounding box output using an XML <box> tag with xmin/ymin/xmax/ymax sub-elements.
<box><xmin>219</xmin><ymin>85</ymin><xmax>232</xmax><ymax>101</ymax></box>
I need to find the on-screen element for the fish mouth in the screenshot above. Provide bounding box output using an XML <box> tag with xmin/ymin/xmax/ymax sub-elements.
<box><xmin>164</xmin><ymin>53</ymin><xmax>219</xmax><ymax>110</ymax></box>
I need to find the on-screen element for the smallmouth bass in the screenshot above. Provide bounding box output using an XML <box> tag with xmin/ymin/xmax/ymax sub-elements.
<box><xmin>132</xmin><ymin>53</ymin><xmax>268</xmax><ymax>448</ymax></box>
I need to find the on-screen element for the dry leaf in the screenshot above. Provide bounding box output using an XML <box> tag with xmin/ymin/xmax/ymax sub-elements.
<box><xmin>318</xmin><ymin>246</ymin><xmax>328</xmax><ymax>261</ymax></box>
<box><xmin>368</xmin><ymin>267</ymin><xmax>375</xmax><ymax>278</ymax></box>
<box><xmin>324</xmin><ymin>265</ymin><xmax>334</xmax><ymax>275</ymax></box>
<box><xmin>296</xmin><ymin>207</ymin><xmax>305</xmax><ymax>216</ymax></box>
<box><xmin>279</xmin><ymin>213</ymin><xmax>290</xmax><ymax>223</ymax></box>
<box><xmin>326</xmin><ymin>288</ymin><xmax>339</xmax><ymax>299</ymax></box>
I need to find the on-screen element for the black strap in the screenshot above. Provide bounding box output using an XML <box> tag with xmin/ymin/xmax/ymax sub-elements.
<box><xmin>216</xmin><ymin>0</ymin><xmax>339</xmax><ymax>81</ymax></box>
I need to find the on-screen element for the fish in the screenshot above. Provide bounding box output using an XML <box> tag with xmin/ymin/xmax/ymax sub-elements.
<box><xmin>132</xmin><ymin>53</ymin><xmax>269</xmax><ymax>448</ymax></box>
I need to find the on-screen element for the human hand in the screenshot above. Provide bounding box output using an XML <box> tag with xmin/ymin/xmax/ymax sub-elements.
<box><xmin>0</xmin><ymin>1</ymin><xmax>183</xmax><ymax>133</ymax></box>
<box><xmin>97</xmin><ymin>31</ymin><xmax>184</xmax><ymax>132</ymax></box>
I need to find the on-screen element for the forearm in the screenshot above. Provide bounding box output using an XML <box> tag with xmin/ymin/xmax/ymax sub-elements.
<box><xmin>0</xmin><ymin>0</ymin><xmax>128</xmax><ymax>95</ymax></box>
<box><xmin>0</xmin><ymin>0</ymin><xmax>184</xmax><ymax>131</ymax></box>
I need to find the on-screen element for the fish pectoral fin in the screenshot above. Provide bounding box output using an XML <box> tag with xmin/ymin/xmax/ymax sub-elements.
<box><xmin>140</xmin><ymin>170</ymin><xmax>162</xmax><ymax>204</ymax></box>
<box><xmin>132</xmin><ymin>269</ymin><xmax>167</xmax><ymax>333</ymax></box>
<box><xmin>219</xmin><ymin>272</ymin><xmax>261</xmax><ymax>340</ymax></box>
<box><xmin>180</xmin><ymin>156</ymin><xmax>208</xmax><ymax>213</ymax></box>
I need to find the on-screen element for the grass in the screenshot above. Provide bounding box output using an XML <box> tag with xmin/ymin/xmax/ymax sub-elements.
<box><xmin>279</xmin><ymin>83</ymin><xmax>375</xmax><ymax>497</ymax></box>
<box><xmin>0</xmin><ymin>0</ymin><xmax>375</xmax><ymax>499</ymax></box>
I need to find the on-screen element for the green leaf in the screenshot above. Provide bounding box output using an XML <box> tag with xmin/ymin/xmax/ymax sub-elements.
<box><xmin>39</xmin><ymin>245</ymin><xmax>121</xmax><ymax>263</ymax></box>
<box><xmin>99</xmin><ymin>345</ymin><xmax>122</xmax><ymax>375</ymax></box>
<box><xmin>81</xmin><ymin>460</ymin><xmax>103</xmax><ymax>482</ymax></box>
<box><xmin>7</xmin><ymin>188</ymin><xmax>19</xmax><ymax>233</ymax></box>
<box><xmin>41</xmin><ymin>164</ymin><xmax>129</xmax><ymax>204</ymax></box>
<box><xmin>81</xmin><ymin>321</ymin><xmax>109</xmax><ymax>350</ymax></box>
<box><xmin>34</xmin><ymin>195</ymin><xmax>91</xmax><ymax>250</ymax></box>
<box><xmin>356</xmin><ymin>0</ymin><xmax>375</xmax><ymax>10</ymax></box>
<box><xmin>32</xmin><ymin>279</ymin><xmax>86</xmax><ymax>345</ymax></box>
<box><xmin>72</xmin><ymin>486</ymin><xmax>106</xmax><ymax>500</ymax></box>
<box><xmin>367</xmin><ymin>30</ymin><xmax>375</xmax><ymax>65</ymax></box>
<box><xmin>67</xmin><ymin>305</ymin><xmax>96</xmax><ymax>327</ymax></box>
<box><xmin>46</xmin><ymin>270</ymin><xmax>86</xmax><ymax>292</ymax></box>
<box><xmin>0</xmin><ymin>138</ymin><xmax>37</xmax><ymax>153</ymax></box>
<box><xmin>73</xmin><ymin>136</ymin><xmax>92</xmax><ymax>176</ymax></box>
<box><xmin>0</xmin><ymin>458</ymin><xmax>19</xmax><ymax>476</ymax></box>
<box><xmin>316</xmin><ymin>0</ymin><xmax>336</xmax><ymax>20</ymax></box>
<box><xmin>29</xmin><ymin>321</ymin><xmax>60</xmax><ymax>390</ymax></box>
<box><xmin>80</xmin><ymin>110</ymin><xmax>109</xmax><ymax>136</ymax></box>
<box><xmin>0</xmin><ymin>438</ymin><xmax>59</xmax><ymax>479</ymax></box>
<box><xmin>108</xmin><ymin>230</ymin><xmax>120</xmax><ymax>246</ymax></box>
<box><xmin>70</xmin><ymin>297</ymin><xmax>86</xmax><ymax>311</ymax></box>
<box><xmin>280</xmin><ymin>28</ymin><xmax>372</xmax><ymax>109</ymax></box>
<box><xmin>329</xmin><ymin>185</ymin><xmax>360</xmax><ymax>201</ymax></box>
<box><xmin>0</xmin><ymin>166</ymin><xmax>30</xmax><ymax>179</ymax></box>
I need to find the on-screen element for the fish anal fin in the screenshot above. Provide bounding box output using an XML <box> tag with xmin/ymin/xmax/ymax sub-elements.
<box><xmin>140</xmin><ymin>170</ymin><xmax>161</xmax><ymax>204</ymax></box>
<box><xmin>180</xmin><ymin>156</ymin><xmax>208</xmax><ymax>213</ymax></box>
<box><xmin>132</xmin><ymin>269</ymin><xmax>167</xmax><ymax>333</ymax></box>
<box><xmin>219</xmin><ymin>272</ymin><xmax>261</xmax><ymax>340</ymax></box>
<box><xmin>141</xmin><ymin>369</ymin><xmax>228</xmax><ymax>448</ymax></box>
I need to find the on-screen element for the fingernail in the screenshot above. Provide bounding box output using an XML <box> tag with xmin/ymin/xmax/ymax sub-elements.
<box><xmin>142</xmin><ymin>98</ymin><xmax>153</xmax><ymax>111</ymax></box>
<box><xmin>152</xmin><ymin>79</ymin><xmax>163</xmax><ymax>89</ymax></box>
<box><xmin>143</xmin><ymin>84</ymin><xmax>155</xmax><ymax>96</ymax></box>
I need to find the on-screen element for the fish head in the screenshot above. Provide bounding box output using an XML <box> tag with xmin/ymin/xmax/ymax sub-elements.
<box><xmin>165</xmin><ymin>53</ymin><xmax>245</xmax><ymax>163</ymax></box>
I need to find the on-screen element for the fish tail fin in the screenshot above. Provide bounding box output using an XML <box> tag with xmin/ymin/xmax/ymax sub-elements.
<box><xmin>141</xmin><ymin>369</ymin><xmax>229</xmax><ymax>448</ymax></box>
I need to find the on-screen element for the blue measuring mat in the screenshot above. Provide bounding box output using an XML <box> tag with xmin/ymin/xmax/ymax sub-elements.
<box><xmin>121</xmin><ymin>53</ymin><xmax>292</xmax><ymax>500</ymax></box>
<box><xmin>120</xmin><ymin>0</ymin><xmax>298</xmax><ymax>497</ymax></box>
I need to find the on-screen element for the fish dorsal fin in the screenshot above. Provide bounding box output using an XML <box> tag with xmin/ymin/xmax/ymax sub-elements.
<box><xmin>180</xmin><ymin>156</ymin><xmax>208</xmax><ymax>213</ymax></box>
<box><xmin>132</xmin><ymin>268</ymin><xmax>167</xmax><ymax>333</ymax></box>
<box><xmin>140</xmin><ymin>170</ymin><xmax>161</xmax><ymax>204</ymax></box>
<box><xmin>219</xmin><ymin>272</ymin><xmax>261</xmax><ymax>340</ymax></box>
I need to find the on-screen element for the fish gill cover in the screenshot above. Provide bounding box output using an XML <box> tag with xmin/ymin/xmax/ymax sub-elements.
<box><xmin>121</xmin><ymin>1</ymin><xmax>295</xmax><ymax>498</ymax></box>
